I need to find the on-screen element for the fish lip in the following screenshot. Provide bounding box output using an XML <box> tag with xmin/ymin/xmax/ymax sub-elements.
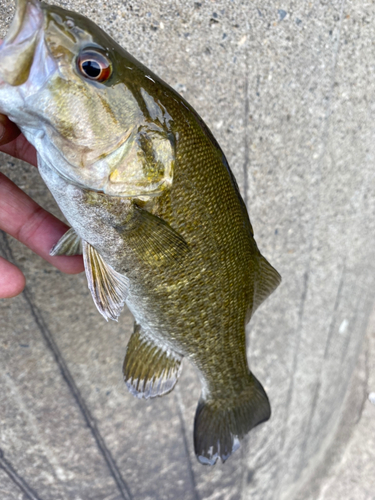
<box><xmin>3</xmin><ymin>0</ymin><xmax>43</xmax><ymax>46</ymax></box>
<box><xmin>0</xmin><ymin>0</ymin><xmax>44</xmax><ymax>86</ymax></box>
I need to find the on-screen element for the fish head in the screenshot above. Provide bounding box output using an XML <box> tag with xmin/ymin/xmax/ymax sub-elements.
<box><xmin>0</xmin><ymin>0</ymin><xmax>174</xmax><ymax>196</ymax></box>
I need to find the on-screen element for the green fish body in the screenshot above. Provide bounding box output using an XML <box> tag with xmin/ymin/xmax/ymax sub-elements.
<box><xmin>0</xmin><ymin>0</ymin><xmax>281</xmax><ymax>465</ymax></box>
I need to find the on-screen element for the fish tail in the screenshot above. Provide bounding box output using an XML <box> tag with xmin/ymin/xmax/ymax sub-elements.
<box><xmin>193</xmin><ymin>373</ymin><xmax>271</xmax><ymax>465</ymax></box>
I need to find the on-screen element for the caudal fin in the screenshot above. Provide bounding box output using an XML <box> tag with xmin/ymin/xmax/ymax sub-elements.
<box><xmin>194</xmin><ymin>374</ymin><xmax>270</xmax><ymax>465</ymax></box>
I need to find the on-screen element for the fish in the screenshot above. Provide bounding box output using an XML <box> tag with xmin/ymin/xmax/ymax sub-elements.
<box><xmin>0</xmin><ymin>0</ymin><xmax>281</xmax><ymax>465</ymax></box>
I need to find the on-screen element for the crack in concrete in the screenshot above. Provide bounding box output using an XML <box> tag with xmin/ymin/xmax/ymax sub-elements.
<box><xmin>273</xmin><ymin>0</ymin><xmax>347</xmax><ymax>496</ymax></box>
<box><xmin>243</xmin><ymin>75</ymin><xmax>250</xmax><ymax>209</ymax></box>
<box><xmin>0</xmin><ymin>230</ymin><xmax>133</xmax><ymax>500</ymax></box>
<box><xmin>355</xmin><ymin>323</ymin><xmax>371</xmax><ymax>426</ymax></box>
<box><xmin>0</xmin><ymin>449</ymin><xmax>43</xmax><ymax>500</ymax></box>
<box><xmin>175</xmin><ymin>386</ymin><xmax>200</xmax><ymax>500</ymax></box>
<box><xmin>298</xmin><ymin>262</ymin><xmax>346</xmax><ymax>471</ymax></box>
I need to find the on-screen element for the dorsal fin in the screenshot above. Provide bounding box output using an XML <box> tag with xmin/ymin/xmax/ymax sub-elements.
<box><xmin>253</xmin><ymin>255</ymin><xmax>281</xmax><ymax>312</ymax></box>
<box><xmin>123</xmin><ymin>324</ymin><xmax>183</xmax><ymax>399</ymax></box>
<box><xmin>83</xmin><ymin>241</ymin><xmax>128</xmax><ymax>321</ymax></box>
<box><xmin>50</xmin><ymin>227</ymin><xmax>82</xmax><ymax>256</ymax></box>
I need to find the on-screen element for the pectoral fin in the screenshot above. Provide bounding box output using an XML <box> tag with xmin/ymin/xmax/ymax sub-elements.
<box><xmin>83</xmin><ymin>241</ymin><xmax>128</xmax><ymax>321</ymax></box>
<box><xmin>123</xmin><ymin>324</ymin><xmax>183</xmax><ymax>399</ymax></box>
<box><xmin>116</xmin><ymin>206</ymin><xmax>189</xmax><ymax>265</ymax></box>
<box><xmin>50</xmin><ymin>228</ymin><xmax>82</xmax><ymax>256</ymax></box>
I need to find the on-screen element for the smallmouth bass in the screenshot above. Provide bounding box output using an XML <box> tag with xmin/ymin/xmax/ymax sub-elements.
<box><xmin>0</xmin><ymin>0</ymin><xmax>281</xmax><ymax>465</ymax></box>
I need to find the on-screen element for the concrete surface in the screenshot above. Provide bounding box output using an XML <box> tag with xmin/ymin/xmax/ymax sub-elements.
<box><xmin>295</xmin><ymin>310</ymin><xmax>375</xmax><ymax>500</ymax></box>
<box><xmin>0</xmin><ymin>0</ymin><xmax>375</xmax><ymax>499</ymax></box>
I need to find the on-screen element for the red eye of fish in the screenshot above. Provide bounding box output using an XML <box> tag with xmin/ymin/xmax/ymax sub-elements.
<box><xmin>77</xmin><ymin>51</ymin><xmax>112</xmax><ymax>82</ymax></box>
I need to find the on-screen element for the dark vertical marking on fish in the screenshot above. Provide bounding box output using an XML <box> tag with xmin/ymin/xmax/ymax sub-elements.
<box><xmin>175</xmin><ymin>387</ymin><xmax>200</xmax><ymax>500</ymax></box>
<box><xmin>0</xmin><ymin>231</ymin><xmax>133</xmax><ymax>500</ymax></box>
<box><xmin>298</xmin><ymin>264</ymin><xmax>345</xmax><ymax>473</ymax></box>
<box><xmin>0</xmin><ymin>449</ymin><xmax>43</xmax><ymax>500</ymax></box>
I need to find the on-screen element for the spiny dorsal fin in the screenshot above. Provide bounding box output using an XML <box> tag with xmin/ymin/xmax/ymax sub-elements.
<box><xmin>83</xmin><ymin>241</ymin><xmax>128</xmax><ymax>321</ymax></box>
<box><xmin>50</xmin><ymin>228</ymin><xmax>82</xmax><ymax>256</ymax></box>
<box><xmin>115</xmin><ymin>206</ymin><xmax>189</xmax><ymax>266</ymax></box>
<box><xmin>123</xmin><ymin>324</ymin><xmax>183</xmax><ymax>399</ymax></box>
<box><xmin>253</xmin><ymin>255</ymin><xmax>281</xmax><ymax>312</ymax></box>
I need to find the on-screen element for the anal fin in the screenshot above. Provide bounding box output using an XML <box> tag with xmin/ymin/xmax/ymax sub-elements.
<box><xmin>123</xmin><ymin>324</ymin><xmax>183</xmax><ymax>399</ymax></box>
<box><xmin>50</xmin><ymin>227</ymin><xmax>82</xmax><ymax>256</ymax></box>
<box><xmin>83</xmin><ymin>241</ymin><xmax>128</xmax><ymax>321</ymax></box>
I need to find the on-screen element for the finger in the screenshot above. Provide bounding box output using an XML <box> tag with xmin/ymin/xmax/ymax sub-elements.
<box><xmin>0</xmin><ymin>172</ymin><xmax>84</xmax><ymax>274</ymax></box>
<box><xmin>0</xmin><ymin>122</ymin><xmax>37</xmax><ymax>167</ymax></box>
<box><xmin>0</xmin><ymin>114</ymin><xmax>22</xmax><ymax>145</ymax></box>
<box><xmin>0</xmin><ymin>256</ymin><xmax>26</xmax><ymax>298</ymax></box>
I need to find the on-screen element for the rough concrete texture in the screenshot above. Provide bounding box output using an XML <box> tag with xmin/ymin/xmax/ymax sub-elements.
<box><xmin>316</xmin><ymin>324</ymin><xmax>375</xmax><ymax>500</ymax></box>
<box><xmin>294</xmin><ymin>311</ymin><xmax>375</xmax><ymax>500</ymax></box>
<box><xmin>0</xmin><ymin>0</ymin><xmax>375</xmax><ymax>499</ymax></box>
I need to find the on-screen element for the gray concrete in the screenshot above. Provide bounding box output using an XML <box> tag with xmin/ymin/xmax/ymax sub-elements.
<box><xmin>0</xmin><ymin>0</ymin><xmax>375</xmax><ymax>499</ymax></box>
<box><xmin>294</xmin><ymin>312</ymin><xmax>375</xmax><ymax>500</ymax></box>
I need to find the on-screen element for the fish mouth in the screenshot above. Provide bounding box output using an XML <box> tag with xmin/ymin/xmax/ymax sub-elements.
<box><xmin>0</xmin><ymin>0</ymin><xmax>44</xmax><ymax>86</ymax></box>
<box><xmin>4</xmin><ymin>0</ymin><xmax>43</xmax><ymax>45</ymax></box>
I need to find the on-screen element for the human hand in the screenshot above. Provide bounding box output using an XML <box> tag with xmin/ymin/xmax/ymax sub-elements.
<box><xmin>0</xmin><ymin>114</ymin><xmax>84</xmax><ymax>298</ymax></box>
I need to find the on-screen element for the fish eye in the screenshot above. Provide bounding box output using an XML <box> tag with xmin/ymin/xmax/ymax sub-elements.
<box><xmin>76</xmin><ymin>50</ymin><xmax>112</xmax><ymax>82</ymax></box>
